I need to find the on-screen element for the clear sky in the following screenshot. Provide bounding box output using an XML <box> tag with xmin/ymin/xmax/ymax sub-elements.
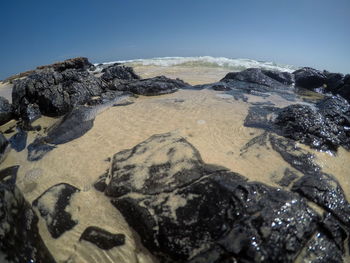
<box><xmin>0</xmin><ymin>0</ymin><xmax>349</xmax><ymax>79</ymax></box>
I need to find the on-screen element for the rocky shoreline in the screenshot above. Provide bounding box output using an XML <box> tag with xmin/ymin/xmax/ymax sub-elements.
<box><xmin>0</xmin><ymin>57</ymin><xmax>349</xmax><ymax>262</ymax></box>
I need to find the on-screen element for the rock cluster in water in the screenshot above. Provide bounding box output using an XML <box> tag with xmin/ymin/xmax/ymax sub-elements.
<box><xmin>96</xmin><ymin>132</ymin><xmax>349</xmax><ymax>262</ymax></box>
<box><xmin>0</xmin><ymin>57</ymin><xmax>350</xmax><ymax>262</ymax></box>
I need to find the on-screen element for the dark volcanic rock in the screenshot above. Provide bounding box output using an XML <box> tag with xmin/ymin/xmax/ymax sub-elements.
<box><xmin>27</xmin><ymin>106</ymin><xmax>95</xmax><ymax>161</ymax></box>
<box><xmin>115</xmin><ymin>76</ymin><xmax>189</xmax><ymax>96</ymax></box>
<box><xmin>274</xmin><ymin>96</ymin><xmax>350</xmax><ymax>152</ymax></box>
<box><xmin>0</xmin><ymin>132</ymin><xmax>10</xmax><ymax>164</ymax></box>
<box><xmin>27</xmin><ymin>93</ymin><xmax>130</xmax><ymax>161</ymax></box>
<box><xmin>0</xmin><ymin>96</ymin><xmax>12</xmax><ymax>125</ymax></box>
<box><xmin>270</xmin><ymin>135</ymin><xmax>350</xmax><ymax>228</ymax></box>
<box><xmin>292</xmin><ymin>172</ymin><xmax>350</xmax><ymax>226</ymax></box>
<box><xmin>323</xmin><ymin>71</ymin><xmax>345</xmax><ymax>92</ymax></box>
<box><xmin>104</xmin><ymin>133</ymin><xmax>227</xmax><ymax>197</ymax></box>
<box><xmin>9</xmin><ymin>128</ymin><xmax>27</xmax><ymax>152</ymax></box>
<box><xmin>0</xmin><ymin>166</ymin><xmax>55</xmax><ymax>263</ymax></box>
<box><xmin>101</xmin><ymin>64</ymin><xmax>140</xmax><ymax>82</ymax></box>
<box><xmin>19</xmin><ymin>100</ymin><xmax>41</xmax><ymax>123</ymax></box>
<box><xmin>293</xmin><ymin>67</ymin><xmax>327</xmax><ymax>90</ymax></box>
<box><xmin>79</xmin><ymin>226</ymin><xmax>125</xmax><ymax>250</ymax></box>
<box><xmin>112</xmin><ymin>171</ymin><xmax>319</xmax><ymax>262</ymax></box>
<box><xmin>32</xmin><ymin>183</ymin><xmax>80</xmax><ymax>238</ymax></box>
<box><xmin>12</xmin><ymin>68</ymin><xmax>105</xmax><ymax>117</ymax></box>
<box><xmin>221</xmin><ymin>68</ymin><xmax>293</xmax><ymax>88</ymax></box>
<box><xmin>301</xmin><ymin>231</ymin><xmax>343</xmax><ymax>263</ymax></box>
<box><xmin>101</xmin><ymin>132</ymin><xmax>350</xmax><ymax>262</ymax></box>
<box><xmin>36</xmin><ymin>57</ymin><xmax>94</xmax><ymax>72</ymax></box>
<box><xmin>337</xmin><ymin>84</ymin><xmax>350</xmax><ymax>102</ymax></box>
<box><xmin>262</xmin><ymin>69</ymin><xmax>295</xmax><ymax>85</ymax></box>
<box><xmin>321</xmin><ymin>213</ymin><xmax>348</xmax><ymax>252</ymax></box>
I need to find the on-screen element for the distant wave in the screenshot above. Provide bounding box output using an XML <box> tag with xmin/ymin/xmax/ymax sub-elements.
<box><xmin>98</xmin><ymin>56</ymin><xmax>299</xmax><ymax>73</ymax></box>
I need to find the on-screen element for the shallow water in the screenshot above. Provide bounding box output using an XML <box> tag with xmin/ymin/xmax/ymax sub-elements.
<box><xmin>0</xmin><ymin>65</ymin><xmax>349</xmax><ymax>262</ymax></box>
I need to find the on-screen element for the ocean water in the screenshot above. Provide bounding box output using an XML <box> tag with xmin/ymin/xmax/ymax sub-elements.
<box><xmin>0</xmin><ymin>57</ymin><xmax>349</xmax><ymax>262</ymax></box>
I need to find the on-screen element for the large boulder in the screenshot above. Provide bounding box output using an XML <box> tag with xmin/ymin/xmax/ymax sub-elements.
<box><xmin>0</xmin><ymin>166</ymin><xmax>56</xmax><ymax>262</ymax></box>
<box><xmin>293</xmin><ymin>67</ymin><xmax>327</xmax><ymax>90</ymax></box>
<box><xmin>114</xmin><ymin>76</ymin><xmax>189</xmax><ymax>96</ymax></box>
<box><xmin>100</xmin><ymin>132</ymin><xmax>348</xmax><ymax>262</ymax></box>
<box><xmin>12</xmin><ymin>68</ymin><xmax>106</xmax><ymax>117</ymax></box>
<box><xmin>0</xmin><ymin>96</ymin><xmax>12</xmax><ymax>125</ymax></box>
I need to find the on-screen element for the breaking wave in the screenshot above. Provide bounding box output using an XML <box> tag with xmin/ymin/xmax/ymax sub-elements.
<box><xmin>99</xmin><ymin>56</ymin><xmax>299</xmax><ymax>73</ymax></box>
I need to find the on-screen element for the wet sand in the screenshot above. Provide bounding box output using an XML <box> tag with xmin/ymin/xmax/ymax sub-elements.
<box><xmin>0</xmin><ymin>67</ymin><xmax>349</xmax><ymax>262</ymax></box>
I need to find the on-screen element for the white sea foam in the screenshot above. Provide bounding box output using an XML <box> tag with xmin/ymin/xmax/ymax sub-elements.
<box><xmin>97</xmin><ymin>56</ymin><xmax>299</xmax><ymax>73</ymax></box>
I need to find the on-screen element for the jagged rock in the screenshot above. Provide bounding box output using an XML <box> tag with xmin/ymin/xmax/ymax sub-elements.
<box><xmin>112</xmin><ymin>170</ymin><xmax>319</xmax><ymax>262</ymax></box>
<box><xmin>262</xmin><ymin>69</ymin><xmax>295</xmax><ymax>85</ymax></box>
<box><xmin>79</xmin><ymin>226</ymin><xmax>125</xmax><ymax>250</ymax></box>
<box><xmin>0</xmin><ymin>96</ymin><xmax>12</xmax><ymax>125</ymax></box>
<box><xmin>9</xmin><ymin>128</ymin><xmax>27</xmax><ymax>152</ymax></box>
<box><xmin>12</xmin><ymin>68</ymin><xmax>106</xmax><ymax>117</ymax></box>
<box><xmin>36</xmin><ymin>57</ymin><xmax>94</xmax><ymax>72</ymax></box>
<box><xmin>293</xmin><ymin>67</ymin><xmax>327</xmax><ymax>90</ymax></box>
<box><xmin>0</xmin><ymin>132</ymin><xmax>10</xmax><ymax>164</ymax></box>
<box><xmin>300</xmin><ymin>231</ymin><xmax>343</xmax><ymax>263</ymax></box>
<box><xmin>269</xmin><ymin>135</ymin><xmax>322</xmax><ymax>175</ymax></box>
<box><xmin>221</xmin><ymin>68</ymin><xmax>293</xmax><ymax>88</ymax></box>
<box><xmin>0</xmin><ymin>166</ymin><xmax>55</xmax><ymax>263</ymax></box>
<box><xmin>269</xmin><ymin>135</ymin><xmax>350</xmax><ymax>228</ymax></box>
<box><xmin>19</xmin><ymin>100</ymin><xmax>41</xmax><ymax>123</ymax></box>
<box><xmin>321</xmin><ymin>213</ymin><xmax>348</xmax><ymax>252</ymax></box>
<box><xmin>115</xmin><ymin>76</ymin><xmax>189</xmax><ymax>96</ymax></box>
<box><xmin>292</xmin><ymin>173</ymin><xmax>350</xmax><ymax>226</ymax></box>
<box><xmin>274</xmin><ymin>96</ymin><xmax>350</xmax><ymax>152</ymax></box>
<box><xmin>101</xmin><ymin>64</ymin><xmax>140</xmax><ymax>82</ymax></box>
<box><xmin>101</xmin><ymin>132</ymin><xmax>350</xmax><ymax>262</ymax></box>
<box><xmin>32</xmin><ymin>183</ymin><xmax>80</xmax><ymax>238</ymax></box>
<box><xmin>103</xmin><ymin>133</ymin><xmax>227</xmax><ymax>197</ymax></box>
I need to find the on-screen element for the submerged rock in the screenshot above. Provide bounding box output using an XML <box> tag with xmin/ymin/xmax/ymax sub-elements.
<box><xmin>0</xmin><ymin>166</ymin><xmax>55</xmax><ymax>263</ymax></box>
<box><xmin>9</xmin><ymin>128</ymin><xmax>27</xmax><ymax>152</ymax></box>
<box><xmin>32</xmin><ymin>183</ymin><xmax>80</xmax><ymax>238</ymax></box>
<box><xmin>0</xmin><ymin>132</ymin><xmax>10</xmax><ymax>164</ymax></box>
<box><xmin>79</xmin><ymin>226</ymin><xmax>125</xmax><ymax>250</ymax></box>
<box><xmin>274</xmin><ymin>96</ymin><xmax>350</xmax><ymax>152</ymax></box>
<box><xmin>104</xmin><ymin>132</ymin><xmax>227</xmax><ymax>197</ymax></box>
<box><xmin>27</xmin><ymin>93</ymin><xmax>131</xmax><ymax>161</ymax></box>
<box><xmin>0</xmin><ymin>96</ymin><xmax>12</xmax><ymax>125</ymax></box>
<box><xmin>100</xmin><ymin>132</ymin><xmax>349</xmax><ymax>262</ymax></box>
<box><xmin>115</xmin><ymin>76</ymin><xmax>189</xmax><ymax>96</ymax></box>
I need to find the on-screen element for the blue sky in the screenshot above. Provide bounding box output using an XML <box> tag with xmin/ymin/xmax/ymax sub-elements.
<box><xmin>0</xmin><ymin>0</ymin><xmax>349</xmax><ymax>79</ymax></box>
